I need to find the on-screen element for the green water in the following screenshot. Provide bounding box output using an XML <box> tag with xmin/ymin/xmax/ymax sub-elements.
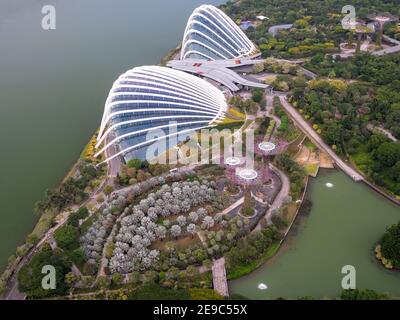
<box><xmin>0</xmin><ymin>0</ymin><xmax>224</xmax><ymax>270</ymax></box>
<box><xmin>229</xmin><ymin>170</ymin><xmax>400</xmax><ymax>299</ymax></box>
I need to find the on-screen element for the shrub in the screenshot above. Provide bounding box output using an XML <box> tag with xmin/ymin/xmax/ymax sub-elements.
<box><xmin>104</xmin><ymin>185</ymin><xmax>114</xmax><ymax>196</ymax></box>
<box><xmin>54</xmin><ymin>224</ymin><xmax>80</xmax><ymax>251</ymax></box>
<box><xmin>128</xmin><ymin>284</ymin><xmax>190</xmax><ymax>300</ymax></box>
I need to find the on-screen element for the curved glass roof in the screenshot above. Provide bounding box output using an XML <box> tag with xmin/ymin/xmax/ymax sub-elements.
<box><xmin>181</xmin><ymin>5</ymin><xmax>257</xmax><ymax>60</ymax></box>
<box><xmin>96</xmin><ymin>66</ymin><xmax>227</xmax><ymax>163</ymax></box>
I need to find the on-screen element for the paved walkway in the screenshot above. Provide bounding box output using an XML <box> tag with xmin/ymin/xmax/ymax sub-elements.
<box><xmin>254</xmin><ymin>164</ymin><xmax>290</xmax><ymax>231</ymax></box>
<box><xmin>367</xmin><ymin>124</ymin><xmax>398</xmax><ymax>142</ymax></box>
<box><xmin>212</xmin><ymin>257</ymin><xmax>229</xmax><ymax>297</ymax></box>
<box><xmin>279</xmin><ymin>96</ymin><xmax>364</xmax><ymax>182</ymax></box>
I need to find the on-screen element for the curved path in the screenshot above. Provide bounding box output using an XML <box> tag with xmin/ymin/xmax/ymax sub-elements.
<box><xmin>254</xmin><ymin>164</ymin><xmax>290</xmax><ymax>232</ymax></box>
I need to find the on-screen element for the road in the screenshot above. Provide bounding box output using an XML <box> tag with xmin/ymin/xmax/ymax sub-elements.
<box><xmin>279</xmin><ymin>96</ymin><xmax>364</xmax><ymax>182</ymax></box>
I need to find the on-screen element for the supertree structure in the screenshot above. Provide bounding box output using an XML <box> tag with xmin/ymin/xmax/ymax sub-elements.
<box><xmin>254</xmin><ymin>136</ymin><xmax>289</xmax><ymax>158</ymax></box>
<box><xmin>222</xmin><ymin>155</ymin><xmax>246</xmax><ymax>172</ymax></box>
<box><xmin>222</xmin><ymin>136</ymin><xmax>288</xmax><ymax>187</ymax></box>
<box><xmin>225</xmin><ymin>165</ymin><xmax>271</xmax><ymax>187</ymax></box>
<box><xmin>367</xmin><ymin>13</ymin><xmax>398</xmax><ymax>47</ymax></box>
<box><xmin>346</xmin><ymin>20</ymin><xmax>374</xmax><ymax>53</ymax></box>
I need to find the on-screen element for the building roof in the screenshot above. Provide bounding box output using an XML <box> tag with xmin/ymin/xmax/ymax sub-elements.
<box><xmin>180</xmin><ymin>5</ymin><xmax>257</xmax><ymax>61</ymax></box>
<box><xmin>96</xmin><ymin>66</ymin><xmax>227</xmax><ymax>163</ymax></box>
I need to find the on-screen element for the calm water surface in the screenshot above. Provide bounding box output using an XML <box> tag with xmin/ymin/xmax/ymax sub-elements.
<box><xmin>230</xmin><ymin>170</ymin><xmax>400</xmax><ymax>299</ymax></box>
<box><xmin>0</xmin><ymin>0</ymin><xmax>225</xmax><ymax>270</ymax></box>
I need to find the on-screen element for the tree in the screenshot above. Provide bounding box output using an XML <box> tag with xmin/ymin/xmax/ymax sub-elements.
<box><xmin>376</xmin><ymin>143</ymin><xmax>400</xmax><ymax>167</ymax></box>
<box><xmin>155</xmin><ymin>226</ymin><xmax>167</xmax><ymax>241</ymax></box>
<box><xmin>69</xmin><ymin>248</ymin><xmax>85</xmax><ymax>265</ymax></box>
<box><xmin>26</xmin><ymin>233</ymin><xmax>39</xmax><ymax>246</ymax></box>
<box><xmin>54</xmin><ymin>224</ymin><xmax>79</xmax><ymax>251</ymax></box>
<box><xmin>340</xmin><ymin>289</ymin><xmax>390</xmax><ymax>300</ymax></box>
<box><xmin>176</xmin><ymin>215</ymin><xmax>187</xmax><ymax>227</ymax></box>
<box><xmin>202</xmin><ymin>216</ymin><xmax>215</xmax><ymax>230</ymax></box>
<box><xmin>252</xmin><ymin>62</ymin><xmax>264</xmax><ymax>74</ymax></box>
<box><xmin>380</xmin><ymin>221</ymin><xmax>400</xmax><ymax>268</ymax></box>
<box><xmin>18</xmin><ymin>245</ymin><xmax>71</xmax><ymax>298</ymax></box>
<box><xmin>188</xmin><ymin>211</ymin><xmax>199</xmax><ymax>223</ymax></box>
<box><xmin>170</xmin><ymin>225</ymin><xmax>182</xmax><ymax>239</ymax></box>
<box><xmin>104</xmin><ymin>185</ymin><xmax>114</xmax><ymax>196</ymax></box>
<box><xmin>187</xmin><ymin>224</ymin><xmax>197</xmax><ymax>238</ymax></box>
<box><xmin>111</xmin><ymin>272</ymin><xmax>123</xmax><ymax>286</ymax></box>
<box><xmin>64</xmin><ymin>272</ymin><xmax>79</xmax><ymax>287</ymax></box>
<box><xmin>127</xmin><ymin>159</ymin><xmax>143</xmax><ymax>170</ymax></box>
<box><xmin>252</xmin><ymin>89</ymin><xmax>264</xmax><ymax>103</ymax></box>
<box><xmin>96</xmin><ymin>276</ymin><xmax>111</xmax><ymax>289</ymax></box>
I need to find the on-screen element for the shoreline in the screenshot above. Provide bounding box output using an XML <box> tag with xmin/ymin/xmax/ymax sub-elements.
<box><xmin>227</xmin><ymin>172</ymin><xmax>311</xmax><ymax>281</ymax></box>
<box><xmin>2</xmin><ymin>1</ymin><xmax>399</xmax><ymax>295</ymax></box>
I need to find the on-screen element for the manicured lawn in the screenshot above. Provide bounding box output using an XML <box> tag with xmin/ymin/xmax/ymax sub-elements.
<box><xmin>304</xmin><ymin>163</ymin><xmax>319</xmax><ymax>176</ymax></box>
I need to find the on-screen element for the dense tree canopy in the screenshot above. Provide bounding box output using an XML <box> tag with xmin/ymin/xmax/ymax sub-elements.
<box><xmin>18</xmin><ymin>245</ymin><xmax>71</xmax><ymax>298</ymax></box>
<box><xmin>380</xmin><ymin>221</ymin><xmax>400</xmax><ymax>268</ymax></box>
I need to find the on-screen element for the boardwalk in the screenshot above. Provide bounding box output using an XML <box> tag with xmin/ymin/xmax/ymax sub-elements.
<box><xmin>279</xmin><ymin>96</ymin><xmax>364</xmax><ymax>182</ymax></box>
<box><xmin>212</xmin><ymin>258</ymin><xmax>229</xmax><ymax>297</ymax></box>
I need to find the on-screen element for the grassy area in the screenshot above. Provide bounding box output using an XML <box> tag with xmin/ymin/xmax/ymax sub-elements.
<box><xmin>287</xmin><ymin>134</ymin><xmax>305</xmax><ymax>156</ymax></box>
<box><xmin>282</xmin><ymin>202</ymin><xmax>299</xmax><ymax>224</ymax></box>
<box><xmin>274</xmin><ymin>98</ymin><xmax>302</xmax><ymax>142</ymax></box>
<box><xmin>29</xmin><ymin>211</ymin><xmax>55</xmax><ymax>241</ymax></box>
<box><xmin>304</xmin><ymin>163</ymin><xmax>319</xmax><ymax>176</ymax></box>
<box><xmin>226</xmin><ymin>107</ymin><xmax>246</xmax><ymax>120</ymax></box>
<box><xmin>189</xmin><ymin>288</ymin><xmax>224</xmax><ymax>300</ymax></box>
<box><xmin>304</xmin><ymin>138</ymin><xmax>316</xmax><ymax>151</ymax></box>
<box><xmin>212</xmin><ymin>122</ymin><xmax>244</xmax><ymax>132</ymax></box>
<box><xmin>227</xmin><ymin>242</ymin><xmax>280</xmax><ymax>280</ymax></box>
<box><xmin>350</xmin><ymin>151</ymin><xmax>374</xmax><ymax>174</ymax></box>
<box><xmin>80</xmin><ymin>131</ymin><xmax>100</xmax><ymax>161</ymax></box>
<box><xmin>128</xmin><ymin>284</ymin><xmax>190</xmax><ymax>300</ymax></box>
<box><xmin>151</xmin><ymin>234</ymin><xmax>201</xmax><ymax>252</ymax></box>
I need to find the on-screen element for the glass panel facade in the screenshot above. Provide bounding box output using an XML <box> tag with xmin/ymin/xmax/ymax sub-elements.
<box><xmin>181</xmin><ymin>5</ymin><xmax>256</xmax><ymax>61</ymax></box>
<box><xmin>97</xmin><ymin>66</ymin><xmax>227</xmax><ymax>163</ymax></box>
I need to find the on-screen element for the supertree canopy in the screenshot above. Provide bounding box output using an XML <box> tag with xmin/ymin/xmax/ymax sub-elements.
<box><xmin>254</xmin><ymin>136</ymin><xmax>289</xmax><ymax>157</ymax></box>
<box><xmin>223</xmin><ymin>156</ymin><xmax>246</xmax><ymax>169</ymax></box>
<box><xmin>226</xmin><ymin>165</ymin><xmax>271</xmax><ymax>186</ymax></box>
<box><xmin>347</xmin><ymin>20</ymin><xmax>374</xmax><ymax>53</ymax></box>
<box><xmin>367</xmin><ymin>13</ymin><xmax>398</xmax><ymax>46</ymax></box>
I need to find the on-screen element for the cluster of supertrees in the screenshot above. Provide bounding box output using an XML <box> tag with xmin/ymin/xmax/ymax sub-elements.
<box><xmin>221</xmin><ymin>136</ymin><xmax>288</xmax><ymax>187</ymax></box>
<box><xmin>367</xmin><ymin>13</ymin><xmax>398</xmax><ymax>47</ymax></box>
<box><xmin>346</xmin><ymin>13</ymin><xmax>398</xmax><ymax>52</ymax></box>
<box><xmin>347</xmin><ymin>20</ymin><xmax>374</xmax><ymax>53</ymax></box>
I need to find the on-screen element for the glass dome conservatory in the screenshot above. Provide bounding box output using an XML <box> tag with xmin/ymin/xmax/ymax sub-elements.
<box><xmin>95</xmin><ymin>66</ymin><xmax>228</xmax><ymax>163</ymax></box>
<box><xmin>181</xmin><ymin>5</ymin><xmax>257</xmax><ymax>60</ymax></box>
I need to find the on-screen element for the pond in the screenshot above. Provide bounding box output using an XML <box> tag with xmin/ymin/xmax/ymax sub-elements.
<box><xmin>229</xmin><ymin>170</ymin><xmax>400</xmax><ymax>299</ymax></box>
